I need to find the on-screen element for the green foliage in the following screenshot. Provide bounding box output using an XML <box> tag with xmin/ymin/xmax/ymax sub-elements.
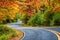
<box><xmin>27</xmin><ymin>13</ymin><xmax>41</xmax><ymax>26</ymax></box>
<box><xmin>40</xmin><ymin>4</ymin><xmax>47</xmax><ymax>14</ymax></box>
<box><xmin>19</xmin><ymin>11</ymin><xmax>28</xmax><ymax>24</ymax></box>
<box><xmin>1</xmin><ymin>19</ymin><xmax>18</xmax><ymax>24</ymax></box>
<box><xmin>42</xmin><ymin>8</ymin><xmax>53</xmax><ymax>26</ymax></box>
<box><xmin>19</xmin><ymin>0</ymin><xmax>25</xmax><ymax>2</ymax></box>
<box><xmin>0</xmin><ymin>25</ymin><xmax>17</xmax><ymax>40</ymax></box>
<box><xmin>50</xmin><ymin>9</ymin><xmax>60</xmax><ymax>26</ymax></box>
<box><xmin>15</xmin><ymin>13</ymin><xmax>21</xmax><ymax>20</ymax></box>
<box><xmin>19</xmin><ymin>11</ymin><xmax>26</xmax><ymax>21</ymax></box>
<box><xmin>0</xmin><ymin>34</ymin><xmax>12</xmax><ymax>40</ymax></box>
<box><xmin>27</xmin><ymin>8</ymin><xmax>53</xmax><ymax>26</ymax></box>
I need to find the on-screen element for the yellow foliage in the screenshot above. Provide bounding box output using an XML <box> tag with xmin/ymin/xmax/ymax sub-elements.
<box><xmin>44</xmin><ymin>0</ymin><xmax>49</xmax><ymax>8</ymax></box>
<box><xmin>0</xmin><ymin>0</ymin><xmax>19</xmax><ymax>23</ymax></box>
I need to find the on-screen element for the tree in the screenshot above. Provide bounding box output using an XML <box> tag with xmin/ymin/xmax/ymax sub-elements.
<box><xmin>0</xmin><ymin>0</ymin><xmax>20</xmax><ymax>23</ymax></box>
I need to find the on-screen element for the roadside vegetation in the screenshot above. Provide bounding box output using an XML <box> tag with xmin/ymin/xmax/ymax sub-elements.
<box><xmin>0</xmin><ymin>25</ymin><xmax>23</xmax><ymax>40</ymax></box>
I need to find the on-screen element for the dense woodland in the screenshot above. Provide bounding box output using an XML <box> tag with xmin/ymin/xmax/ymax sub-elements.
<box><xmin>0</xmin><ymin>0</ymin><xmax>60</xmax><ymax>40</ymax></box>
<box><xmin>0</xmin><ymin>0</ymin><xmax>60</xmax><ymax>26</ymax></box>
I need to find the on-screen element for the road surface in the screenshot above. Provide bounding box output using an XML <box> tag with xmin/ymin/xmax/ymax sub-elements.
<box><xmin>7</xmin><ymin>22</ymin><xmax>60</xmax><ymax>40</ymax></box>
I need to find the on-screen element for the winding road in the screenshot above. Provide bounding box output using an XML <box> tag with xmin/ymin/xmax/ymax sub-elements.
<box><xmin>7</xmin><ymin>21</ymin><xmax>60</xmax><ymax>40</ymax></box>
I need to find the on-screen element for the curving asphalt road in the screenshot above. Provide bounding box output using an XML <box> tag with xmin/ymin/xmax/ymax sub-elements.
<box><xmin>20</xmin><ymin>29</ymin><xmax>58</xmax><ymax>40</ymax></box>
<box><xmin>7</xmin><ymin>22</ymin><xmax>60</xmax><ymax>40</ymax></box>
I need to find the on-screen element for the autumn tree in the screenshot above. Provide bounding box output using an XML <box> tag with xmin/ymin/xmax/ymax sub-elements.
<box><xmin>0</xmin><ymin>0</ymin><xmax>20</xmax><ymax>23</ymax></box>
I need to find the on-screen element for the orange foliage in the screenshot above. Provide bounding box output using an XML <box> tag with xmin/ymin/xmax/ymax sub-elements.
<box><xmin>52</xmin><ymin>7</ymin><xmax>59</xmax><ymax>12</ymax></box>
<box><xmin>0</xmin><ymin>14</ymin><xmax>6</xmax><ymax>21</ymax></box>
<box><xmin>0</xmin><ymin>0</ymin><xmax>18</xmax><ymax>8</ymax></box>
<box><xmin>33</xmin><ymin>0</ymin><xmax>40</xmax><ymax>8</ymax></box>
<box><xmin>58</xmin><ymin>0</ymin><xmax>60</xmax><ymax>3</ymax></box>
<box><xmin>18</xmin><ymin>6</ymin><xmax>28</xmax><ymax>12</ymax></box>
<box><xmin>0</xmin><ymin>1</ymin><xmax>11</xmax><ymax>8</ymax></box>
<box><xmin>25</xmin><ymin>0</ymin><xmax>32</xmax><ymax>3</ymax></box>
<box><xmin>0</xmin><ymin>0</ymin><xmax>19</xmax><ymax>23</ymax></box>
<box><xmin>8</xmin><ymin>13</ymin><xmax>15</xmax><ymax>19</ymax></box>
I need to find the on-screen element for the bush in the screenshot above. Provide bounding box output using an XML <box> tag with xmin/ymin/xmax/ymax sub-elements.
<box><xmin>0</xmin><ymin>25</ymin><xmax>17</xmax><ymax>40</ymax></box>
<box><xmin>27</xmin><ymin>13</ymin><xmax>41</xmax><ymax>26</ymax></box>
<box><xmin>0</xmin><ymin>34</ymin><xmax>12</xmax><ymax>40</ymax></box>
<box><xmin>19</xmin><ymin>11</ymin><xmax>26</xmax><ymax>23</ymax></box>
<box><xmin>42</xmin><ymin>8</ymin><xmax>53</xmax><ymax>26</ymax></box>
<box><xmin>50</xmin><ymin>9</ymin><xmax>60</xmax><ymax>26</ymax></box>
<box><xmin>27</xmin><ymin>8</ymin><xmax>53</xmax><ymax>26</ymax></box>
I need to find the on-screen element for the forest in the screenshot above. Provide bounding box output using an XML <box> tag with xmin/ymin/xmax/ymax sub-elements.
<box><xmin>0</xmin><ymin>0</ymin><xmax>60</xmax><ymax>40</ymax></box>
<box><xmin>0</xmin><ymin>0</ymin><xmax>60</xmax><ymax>26</ymax></box>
